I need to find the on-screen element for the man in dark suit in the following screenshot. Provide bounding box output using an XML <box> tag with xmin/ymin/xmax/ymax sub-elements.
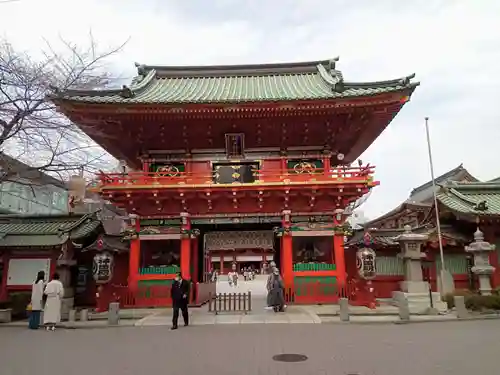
<box><xmin>170</xmin><ymin>272</ymin><xmax>190</xmax><ymax>330</ymax></box>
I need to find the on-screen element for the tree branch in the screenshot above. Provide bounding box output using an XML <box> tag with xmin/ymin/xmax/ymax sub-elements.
<box><xmin>0</xmin><ymin>33</ymin><xmax>127</xmax><ymax>185</ymax></box>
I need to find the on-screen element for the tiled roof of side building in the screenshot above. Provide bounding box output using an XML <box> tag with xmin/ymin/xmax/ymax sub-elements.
<box><xmin>362</xmin><ymin>202</ymin><xmax>432</xmax><ymax>229</ymax></box>
<box><xmin>0</xmin><ymin>153</ymin><xmax>67</xmax><ymax>189</ymax></box>
<box><xmin>366</xmin><ymin>165</ymin><xmax>479</xmax><ymax>228</ymax></box>
<box><xmin>436</xmin><ymin>181</ymin><xmax>500</xmax><ymax>216</ymax></box>
<box><xmin>49</xmin><ymin>57</ymin><xmax>419</xmax><ymax>105</ymax></box>
<box><xmin>0</xmin><ymin>212</ymin><xmax>102</xmax><ymax>247</ymax></box>
<box><xmin>346</xmin><ymin>225</ymin><xmax>471</xmax><ymax>248</ymax></box>
<box><xmin>409</xmin><ymin>164</ymin><xmax>478</xmax><ymax>197</ymax></box>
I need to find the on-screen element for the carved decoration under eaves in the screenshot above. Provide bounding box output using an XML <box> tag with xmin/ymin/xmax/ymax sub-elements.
<box><xmin>205</xmin><ymin>231</ymin><xmax>274</xmax><ymax>251</ymax></box>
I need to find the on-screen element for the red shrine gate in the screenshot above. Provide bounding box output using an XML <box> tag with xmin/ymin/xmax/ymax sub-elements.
<box><xmin>51</xmin><ymin>58</ymin><xmax>418</xmax><ymax>307</ymax></box>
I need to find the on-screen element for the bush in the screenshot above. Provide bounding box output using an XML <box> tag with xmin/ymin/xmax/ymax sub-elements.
<box><xmin>465</xmin><ymin>295</ymin><xmax>500</xmax><ymax>311</ymax></box>
<box><xmin>445</xmin><ymin>289</ymin><xmax>500</xmax><ymax>311</ymax></box>
<box><xmin>443</xmin><ymin>289</ymin><xmax>473</xmax><ymax>309</ymax></box>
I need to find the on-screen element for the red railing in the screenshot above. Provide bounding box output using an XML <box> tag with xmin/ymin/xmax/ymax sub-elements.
<box><xmin>285</xmin><ymin>281</ymin><xmax>357</xmax><ymax>305</ymax></box>
<box><xmin>112</xmin><ymin>285</ymin><xmax>172</xmax><ymax>308</ymax></box>
<box><xmin>191</xmin><ymin>281</ymin><xmax>217</xmax><ymax>306</ymax></box>
<box><xmin>107</xmin><ymin>282</ymin><xmax>216</xmax><ymax>309</ymax></box>
<box><xmin>95</xmin><ymin>166</ymin><xmax>375</xmax><ymax>188</ymax></box>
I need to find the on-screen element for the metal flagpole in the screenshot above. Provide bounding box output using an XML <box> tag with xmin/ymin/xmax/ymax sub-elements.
<box><xmin>424</xmin><ymin>117</ymin><xmax>446</xmax><ymax>269</ymax></box>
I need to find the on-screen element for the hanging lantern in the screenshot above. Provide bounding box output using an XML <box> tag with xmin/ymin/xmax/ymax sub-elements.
<box><xmin>92</xmin><ymin>252</ymin><xmax>114</xmax><ymax>284</ymax></box>
<box><xmin>356</xmin><ymin>247</ymin><xmax>376</xmax><ymax>280</ymax></box>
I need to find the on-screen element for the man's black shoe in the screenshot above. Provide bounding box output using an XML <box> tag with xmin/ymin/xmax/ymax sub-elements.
<box><xmin>184</xmin><ymin>323</ymin><xmax>189</xmax><ymax>327</ymax></box>
<box><xmin>171</xmin><ymin>326</ymin><xmax>178</xmax><ymax>330</ymax></box>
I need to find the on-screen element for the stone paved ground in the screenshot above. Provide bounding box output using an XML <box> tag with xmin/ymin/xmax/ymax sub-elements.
<box><xmin>1</xmin><ymin>320</ymin><xmax>499</xmax><ymax>375</ymax></box>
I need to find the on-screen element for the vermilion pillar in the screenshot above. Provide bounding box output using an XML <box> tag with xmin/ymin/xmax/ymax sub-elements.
<box><xmin>333</xmin><ymin>210</ymin><xmax>346</xmax><ymax>286</ymax></box>
<box><xmin>128</xmin><ymin>215</ymin><xmax>140</xmax><ymax>291</ymax></box>
<box><xmin>180</xmin><ymin>212</ymin><xmax>191</xmax><ymax>280</ymax></box>
<box><xmin>323</xmin><ymin>153</ymin><xmax>331</xmax><ymax>176</ymax></box>
<box><xmin>333</xmin><ymin>235</ymin><xmax>346</xmax><ymax>285</ymax></box>
<box><xmin>281</xmin><ymin>210</ymin><xmax>293</xmax><ymax>287</ymax></box>
<box><xmin>192</xmin><ymin>237</ymin><xmax>199</xmax><ymax>283</ymax></box>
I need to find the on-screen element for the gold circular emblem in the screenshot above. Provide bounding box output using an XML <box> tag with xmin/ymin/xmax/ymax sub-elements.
<box><xmin>293</xmin><ymin>162</ymin><xmax>316</xmax><ymax>174</ymax></box>
<box><xmin>156</xmin><ymin>165</ymin><xmax>180</xmax><ymax>177</ymax></box>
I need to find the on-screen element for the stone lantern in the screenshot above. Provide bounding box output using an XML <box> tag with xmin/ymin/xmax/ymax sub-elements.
<box><xmin>465</xmin><ymin>228</ymin><xmax>496</xmax><ymax>295</ymax></box>
<box><xmin>395</xmin><ymin>226</ymin><xmax>447</xmax><ymax>312</ymax></box>
<box><xmin>395</xmin><ymin>225</ymin><xmax>428</xmax><ymax>294</ymax></box>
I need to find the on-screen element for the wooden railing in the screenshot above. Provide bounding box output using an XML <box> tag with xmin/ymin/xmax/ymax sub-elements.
<box><xmin>208</xmin><ymin>291</ymin><xmax>252</xmax><ymax>314</ymax></box>
<box><xmin>96</xmin><ymin>166</ymin><xmax>375</xmax><ymax>188</ymax></box>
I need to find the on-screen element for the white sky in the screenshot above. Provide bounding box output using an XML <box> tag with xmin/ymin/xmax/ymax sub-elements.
<box><xmin>2</xmin><ymin>0</ymin><xmax>500</xmax><ymax>220</ymax></box>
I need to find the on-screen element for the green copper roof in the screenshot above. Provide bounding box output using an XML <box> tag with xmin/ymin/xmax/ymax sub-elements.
<box><xmin>346</xmin><ymin>225</ymin><xmax>470</xmax><ymax>248</ymax></box>
<box><xmin>0</xmin><ymin>213</ymin><xmax>101</xmax><ymax>248</ymax></box>
<box><xmin>51</xmin><ymin>58</ymin><xmax>418</xmax><ymax>105</ymax></box>
<box><xmin>437</xmin><ymin>182</ymin><xmax>500</xmax><ymax>216</ymax></box>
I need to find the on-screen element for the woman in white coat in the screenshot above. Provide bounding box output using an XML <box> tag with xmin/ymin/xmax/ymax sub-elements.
<box><xmin>29</xmin><ymin>271</ymin><xmax>46</xmax><ymax>329</ymax></box>
<box><xmin>43</xmin><ymin>272</ymin><xmax>64</xmax><ymax>331</ymax></box>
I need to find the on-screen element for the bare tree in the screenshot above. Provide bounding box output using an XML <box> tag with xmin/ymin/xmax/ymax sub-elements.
<box><xmin>0</xmin><ymin>34</ymin><xmax>127</xmax><ymax>185</ymax></box>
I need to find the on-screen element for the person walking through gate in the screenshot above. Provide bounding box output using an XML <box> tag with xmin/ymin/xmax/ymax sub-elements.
<box><xmin>268</xmin><ymin>268</ymin><xmax>285</xmax><ymax>312</ymax></box>
<box><xmin>171</xmin><ymin>272</ymin><xmax>190</xmax><ymax>330</ymax></box>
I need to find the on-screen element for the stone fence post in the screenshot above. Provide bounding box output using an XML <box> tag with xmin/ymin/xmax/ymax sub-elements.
<box><xmin>108</xmin><ymin>302</ymin><xmax>120</xmax><ymax>326</ymax></box>
<box><xmin>339</xmin><ymin>298</ymin><xmax>349</xmax><ymax>322</ymax></box>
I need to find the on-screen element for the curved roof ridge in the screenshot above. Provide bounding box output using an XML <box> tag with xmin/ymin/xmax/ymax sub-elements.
<box><xmin>134</xmin><ymin>58</ymin><xmax>339</xmax><ymax>77</ymax></box>
<box><xmin>446</xmin><ymin>187</ymin><xmax>479</xmax><ymax>206</ymax></box>
<box><xmin>410</xmin><ymin>163</ymin><xmax>478</xmax><ymax>196</ymax></box>
<box><xmin>344</xmin><ymin>73</ymin><xmax>418</xmax><ymax>89</ymax></box>
<box><xmin>444</xmin><ymin>181</ymin><xmax>500</xmax><ymax>190</ymax></box>
<box><xmin>316</xmin><ymin>63</ymin><xmax>344</xmax><ymax>92</ymax></box>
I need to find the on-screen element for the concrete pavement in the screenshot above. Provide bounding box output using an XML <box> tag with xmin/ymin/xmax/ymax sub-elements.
<box><xmin>2</xmin><ymin>320</ymin><xmax>499</xmax><ymax>375</ymax></box>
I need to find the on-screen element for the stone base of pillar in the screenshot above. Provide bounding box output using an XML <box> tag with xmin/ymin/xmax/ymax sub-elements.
<box><xmin>478</xmin><ymin>274</ymin><xmax>494</xmax><ymax>295</ymax></box>
<box><xmin>400</xmin><ymin>280</ymin><xmax>429</xmax><ymax>294</ymax></box>
<box><xmin>61</xmin><ymin>297</ymin><xmax>75</xmax><ymax>320</ymax></box>
<box><xmin>392</xmin><ymin>291</ymin><xmax>447</xmax><ymax>314</ymax></box>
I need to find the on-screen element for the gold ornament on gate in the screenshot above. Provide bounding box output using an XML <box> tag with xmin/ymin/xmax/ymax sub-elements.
<box><xmin>293</xmin><ymin>161</ymin><xmax>317</xmax><ymax>174</ymax></box>
<box><xmin>156</xmin><ymin>164</ymin><xmax>180</xmax><ymax>177</ymax></box>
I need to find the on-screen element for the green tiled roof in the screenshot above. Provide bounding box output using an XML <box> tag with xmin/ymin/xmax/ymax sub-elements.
<box><xmin>437</xmin><ymin>182</ymin><xmax>500</xmax><ymax>216</ymax></box>
<box><xmin>51</xmin><ymin>58</ymin><xmax>418</xmax><ymax>105</ymax></box>
<box><xmin>0</xmin><ymin>213</ymin><xmax>101</xmax><ymax>248</ymax></box>
<box><xmin>346</xmin><ymin>225</ymin><xmax>470</xmax><ymax>248</ymax></box>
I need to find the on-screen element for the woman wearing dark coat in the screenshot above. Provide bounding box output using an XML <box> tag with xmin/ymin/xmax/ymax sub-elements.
<box><xmin>267</xmin><ymin>268</ymin><xmax>285</xmax><ymax>312</ymax></box>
